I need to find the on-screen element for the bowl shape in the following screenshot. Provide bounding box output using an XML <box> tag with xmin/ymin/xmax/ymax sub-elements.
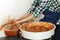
<box><xmin>3</xmin><ymin>24</ymin><xmax>19</xmax><ymax>36</ymax></box>
<box><xmin>19</xmin><ymin>22</ymin><xmax>56</xmax><ymax>40</ymax></box>
<box><xmin>4</xmin><ymin>29</ymin><xmax>19</xmax><ymax>36</ymax></box>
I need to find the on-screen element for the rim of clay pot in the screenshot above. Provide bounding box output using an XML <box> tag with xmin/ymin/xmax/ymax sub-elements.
<box><xmin>19</xmin><ymin>22</ymin><xmax>56</xmax><ymax>33</ymax></box>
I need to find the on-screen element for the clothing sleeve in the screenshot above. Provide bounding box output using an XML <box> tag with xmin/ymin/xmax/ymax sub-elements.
<box><xmin>32</xmin><ymin>1</ymin><xmax>50</xmax><ymax>18</ymax></box>
<box><xmin>48</xmin><ymin>0</ymin><xmax>60</xmax><ymax>11</ymax></box>
<box><xmin>28</xmin><ymin>0</ymin><xmax>38</xmax><ymax>14</ymax></box>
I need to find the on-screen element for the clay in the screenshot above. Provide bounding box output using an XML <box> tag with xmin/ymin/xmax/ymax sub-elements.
<box><xmin>21</xmin><ymin>22</ymin><xmax>54</xmax><ymax>32</ymax></box>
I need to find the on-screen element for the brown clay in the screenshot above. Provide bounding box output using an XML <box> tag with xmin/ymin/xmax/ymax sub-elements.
<box><xmin>21</xmin><ymin>22</ymin><xmax>54</xmax><ymax>32</ymax></box>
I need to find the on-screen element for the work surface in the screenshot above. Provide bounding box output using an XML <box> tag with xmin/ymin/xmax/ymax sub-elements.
<box><xmin>0</xmin><ymin>25</ymin><xmax>60</xmax><ymax>40</ymax></box>
<box><xmin>0</xmin><ymin>34</ymin><xmax>54</xmax><ymax>40</ymax></box>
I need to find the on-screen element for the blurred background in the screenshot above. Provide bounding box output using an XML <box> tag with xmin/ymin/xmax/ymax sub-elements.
<box><xmin>0</xmin><ymin>0</ymin><xmax>60</xmax><ymax>25</ymax></box>
<box><xmin>0</xmin><ymin>0</ymin><xmax>33</xmax><ymax>25</ymax></box>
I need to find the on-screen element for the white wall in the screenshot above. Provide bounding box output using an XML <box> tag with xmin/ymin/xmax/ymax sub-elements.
<box><xmin>0</xmin><ymin>0</ymin><xmax>34</xmax><ymax>25</ymax></box>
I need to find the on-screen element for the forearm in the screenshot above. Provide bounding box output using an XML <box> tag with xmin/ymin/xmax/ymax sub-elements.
<box><xmin>18</xmin><ymin>12</ymin><xmax>31</xmax><ymax>20</ymax></box>
<box><xmin>16</xmin><ymin>15</ymin><xmax>35</xmax><ymax>24</ymax></box>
